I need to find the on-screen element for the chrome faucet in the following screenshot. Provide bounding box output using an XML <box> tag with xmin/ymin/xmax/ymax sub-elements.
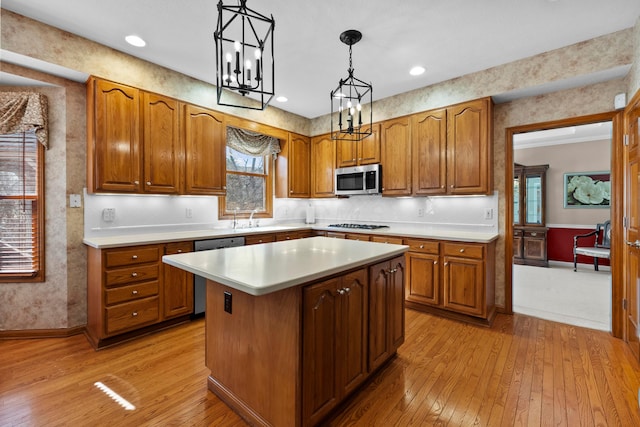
<box><xmin>233</xmin><ymin>208</ymin><xmax>238</xmax><ymax>230</ymax></box>
<box><xmin>249</xmin><ymin>209</ymin><xmax>258</xmax><ymax>228</ymax></box>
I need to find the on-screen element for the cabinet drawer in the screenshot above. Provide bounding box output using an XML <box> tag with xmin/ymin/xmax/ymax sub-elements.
<box><xmin>105</xmin><ymin>264</ymin><xmax>159</xmax><ymax>287</ymax></box>
<box><xmin>105</xmin><ymin>246</ymin><xmax>160</xmax><ymax>268</ymax></box>
<box><xmin>524</xmin><ymin>230</ymin><xmax>546</xmax><ymax>238</ymax></box>
<box><xmin>443</xmin><ymin>243</ymin><xmax>484</xmax><ymax>259</ymax></box>
<box><xmin>165</xmin><ymin>241</ymin><xmax>193</xmax><ymax>254</ymax></box>
<box><xmin>105</xmin><ymin>296</ymin><xmax>160</xmax><ymax>335</ymax></box>
<box><xmin>245</xmin><ymin>233</ymin><xmax>276</xmax><ymax>245</ymax></box>
<box><xmin>404</xmin><ymin>239</ymin><xmax>439</xmax><ymax>255</ymax></box>
<box><xmin>346</xmin><ymin>233</ymin><xmax>370</xmax><ymax>241</ymax></box>
<box><xmin>105</xmin><ymin>281</ymin><xmax>159</xmax><ymax>305</ymax></box>
<box><xmin>371</xmin><ymin>235</ymin><xmax>404</xmax><ymax>245</ymax></box>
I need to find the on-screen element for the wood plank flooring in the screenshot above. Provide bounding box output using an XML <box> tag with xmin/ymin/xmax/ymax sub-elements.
<box><xmin>1</xmin><ymin>309</ymin><xmax>639</xmax><ymax>426</ymax></box>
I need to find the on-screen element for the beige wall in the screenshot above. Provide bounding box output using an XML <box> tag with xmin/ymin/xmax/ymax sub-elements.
<box><xmin>1</xmin><ymin>8</ymin><xmax>639</xmax><ymax>329</ymax></box>
<box><xmin>515</xmin><ymin>139</ymin><xmax>611</xmax><ymax>226</ymax></box>
<box><xmin>629</xmin><ymin>17</ymin><xmax>640</xmax><ymax>98</ymax></box>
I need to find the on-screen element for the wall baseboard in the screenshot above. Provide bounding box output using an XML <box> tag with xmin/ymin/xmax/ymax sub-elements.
<box><xmin>0</xmin><ymin>325</ymin><xmax>86</xmax><ymax>340</ymax></box>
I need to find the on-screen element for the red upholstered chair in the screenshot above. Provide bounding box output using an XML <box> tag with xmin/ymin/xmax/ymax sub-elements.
<box><xmin>573</xmin><ymin>220</ymin><xmax>611</xmax><ymax>271</ymax></box>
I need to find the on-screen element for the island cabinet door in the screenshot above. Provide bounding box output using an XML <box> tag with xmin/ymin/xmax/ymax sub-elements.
<box><xmin>302</xmin><ymin>268</ymin><xmax>368</xmax><ymax>426</ymax></box>
<box><xmin>368</xmin><ymin>255</ymin><xmax>406</xmax><ymax>372</ymax></box>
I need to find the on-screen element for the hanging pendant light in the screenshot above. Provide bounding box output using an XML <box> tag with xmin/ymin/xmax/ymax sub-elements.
<box><xmin>213</xmin><ymin>0</ymin><xmax>275</xmax><ymax>110</ymax></box>
<box><xmin>330</xmin><ymin>30</ymin><xmax>373</xmax><ymax>141</ymax></box>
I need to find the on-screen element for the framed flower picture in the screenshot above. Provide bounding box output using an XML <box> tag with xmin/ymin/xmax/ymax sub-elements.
<box><xmin>563</xmin><ymin>171</ymin><xmax>610</xmax><ymax>208</ymax></box>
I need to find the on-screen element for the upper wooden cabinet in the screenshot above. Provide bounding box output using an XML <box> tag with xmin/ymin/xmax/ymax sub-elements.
<box><xmin>411</xmin><ymin>98</ymin><xmax>493</xmax><ymax>196</ymax></box>
<box><xmin>336</xmin><ymin>123</ymin><xmax>381</xmax><ymax>168</ymax></box>
<box><xmin>87</xmin><ymin>77</ymin><xmax>141</xmax><ymax>193</ymax></box>
<box><xmin>276</xmin><ymin>132</ymin><xmax>311</xmax><ymax>198</ymax></box>
<box><xmin>380</xmin><ymin>117</ymin><xmax>412</xmax><ymax>196</ymax></box>
<box><xmin>87</xmin><ymin>77</ymin><xmax>226</xmax><ymax>196</ymax></box>
<box><xmin>411</xmin><ymin>108</ymin><xmax>447</xmax><ymax>195</ymax></box>
<box><xmin>311</xmin><ymin>133</ymin><xmax>336</xmax><ymax>198</ymax></box>
<box><xmin>142</xmin><ymin>92</ymin><xmax>182</xmax><ymax>194</ymax></box>
<box><xmin>183</xmin><ymin>104</ymin><xmax>226</xmax><ymax>195</ymax></box>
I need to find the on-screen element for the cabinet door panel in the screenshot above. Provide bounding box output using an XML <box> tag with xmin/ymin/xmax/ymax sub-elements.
<box><xmin>143</xmin><ymin>93</ymin><xmax>182</xmax><ymax>194</ymax></box>
<box><xmin>302</xmin><ymin>278</ymin><xmax>339</xmax><ymax>425</ymax></box>
<box><xmin>443</xmin><ymin>256</ymin><xmax>485</xmax><ymax>316</ymax></box>
<box><xmin>338</xmin><ymin>269</ymin><xmax>368</xmax><ymax>396</ymax></box>
<box><xmin>411</xmin><ymin>109</ymin><xmax>447</xmax><ymax>195</ymax></box>
<box><xmin>447</xmin><ymin>99</ymin><xmax>490</xmax><ymax>194</ymax></box>
<box><xmin>358</xmin><ymin>123</ymin><xmax>381</xmax><ymax>165</ymax></box>
<box><xmin>406</xmin><ymin>252</ymin><xmax>439</xmax><ymax>306</ymax></box>
<box><xmin>380</xmin><ymin>117</ymin><xmax>411</xmax><ymax>196</ymax></box>
<box><xmin>336</xmin><ymin>138</ymin><xmax>358</xmax><ymax>168</ymax></box>
<box><xmin>184</xmin><ymin>105</ymin><xmax>226</xmax><ymax>195</ymax></box>
<box><xmin>91</xmin><ymin>79</ymin><xmax>141</xmax><ymax>192</ymax></box>
<box><xmin>368</xmin><ymin>261</ymin><xmax>390</xmax><ymax>370</ymax></box>
<box><xmin>163</xmin><ymin>242</ymin><xmax>194</xmax><ymax>319</ymax></box>
<box><xmin>389</xmin><ymin>256</ymin><xmax>405</xmax><ymax>350</ymax></box>
<box><xmin>311</xmin><ymin>134</ymin><xmax>336</xmax><ymax>197</ymax></box>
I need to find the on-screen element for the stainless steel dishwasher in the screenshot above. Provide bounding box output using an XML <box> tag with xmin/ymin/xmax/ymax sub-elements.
<box><xmin>193</xmin><ymin>236</ymin><xmax>245</xmax><ymax>317</ymax></box>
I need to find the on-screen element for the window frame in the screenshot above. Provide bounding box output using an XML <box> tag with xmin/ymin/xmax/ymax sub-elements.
<box><xmin>218</xmin><ymin>145</ymin><xmax>274</xmax><ymax>221</ymax></box>
<box><xmin>0</xmin><ymin>133</ymin><xmax>45</xmax><ymax>282</ymax></box>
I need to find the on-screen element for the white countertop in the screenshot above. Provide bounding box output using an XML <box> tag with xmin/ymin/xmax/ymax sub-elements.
<box><xmin>83</xmin><ymin>223</ymin><xmax>498</xmax><ymax>248</ymax></box>
<box><xmin>162</xmin><ymin>236</ymin><xmax>409</xmax><ymax>296</ymax></box>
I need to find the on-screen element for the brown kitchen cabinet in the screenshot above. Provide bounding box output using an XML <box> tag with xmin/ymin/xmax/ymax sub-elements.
<box><xmin>336</xmin><ymin>123</ymin><xmax>381</xmax><ymax>168</ymax></box>
<box><xmin>411</xmin><ymin>98</ymin><xmax>493</xmax><ymax>196</ymax></box>
<box><xmin>346</xmin><ymin>233</ymin><xmax>370</xmax><ymax>241</ymax></box>
<box><xmin>183</xmin><ymin>104</ymin><xmax>227</xmax><ymax>195</ymax></box>
<box><xmin>276</xmin><ymin>132</ymin><xmax>311</xmax><ymax>198</ymax></box>
<box><xmin>162</xmin><ymin>241</ymin><xmax>194</xmax><ymax>319</ymax></box>
<box><xmin>310</xmin><ymin>133</ymin><xmax>336</xmax><ymax>198</ymax></box>
<box><xmin>368</xmin><ymin>255</ymin><xmax>405</xmax><ymax>372</ymax></box>
<box><xmin>88</xmin><ymin>77</ymin><xmax>226</xmax><ymax>196</ymax></box>
<box><xmin>86</xmin><ymin>243</ymin><xmax>193</xmax><ymax>349</ymax></box>
<box><xmin>380</xmin><ymin>117</ymin><xmax>412</xmax><ymax>196</ymax></box>
<box><xmin>276</xmin><ymin>230</ymin><xmax>314</xmax><ymax>241</ymax></box>
<box><xmin>404</xmin><ymin>238</ymin><xmax>496</xmax><ymax>326</ymax></box>
<box><xmin>244</xmin><ymin>233</ymin><xmax>277</xmax><ymax>245</ymax></box>
<box><xmin>370</xmin><ymin>235</ymin><xmax>404</xmax><ymax>245</ymax></box>
<box><xmin>302</xmin><ymin>268</ymin><xmax>368</xmax><ymax>426</ymax></box>
<box><xmin>142</xmin><ymin>92</ymin><xmax>183</xmax><ymax>194</ymax></box>
<box><xmin>87</xmin><ymin>77</ymin><xmax>141</xmax><ymax>193</ymax></box>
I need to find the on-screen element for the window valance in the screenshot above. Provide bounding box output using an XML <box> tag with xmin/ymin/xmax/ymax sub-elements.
<box><xmin>0</xmin><ymin>92</ymin><xmax>48</xmax><ymax>148</ymax></box>
<box><xmin>227</xmin><ymin>126</ymin><xmax>280</xmax><ymax>157</ymax></box>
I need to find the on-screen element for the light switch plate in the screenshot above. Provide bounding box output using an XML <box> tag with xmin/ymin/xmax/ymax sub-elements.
<box><xmin>69</xmin><ymin>194</ymin><xmax>82</xmax><ymax>208</ymax></box>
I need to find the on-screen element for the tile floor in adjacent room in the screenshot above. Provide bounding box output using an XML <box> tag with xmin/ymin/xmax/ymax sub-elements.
<box><xmin>513</xmin><ymin>261</ymin><xmax>612</xmax><ymax>331</ymax></box>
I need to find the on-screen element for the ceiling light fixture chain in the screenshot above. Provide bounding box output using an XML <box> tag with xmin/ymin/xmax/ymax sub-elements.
<box><xmin>331</xmin><ymin>29</ymin><xmax>373</xmax><ymax>141</ymax></box>
<box><xmin>214</xmin><ymin>0</ymin><xmax>275</xmax><ymax>110</ymax></box>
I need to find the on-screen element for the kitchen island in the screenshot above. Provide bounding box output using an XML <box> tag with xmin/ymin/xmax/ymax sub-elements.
<box><xmin>163</xmin><ymin>236</ymin><xmax>409</xmax><ymax>427</ymax></box>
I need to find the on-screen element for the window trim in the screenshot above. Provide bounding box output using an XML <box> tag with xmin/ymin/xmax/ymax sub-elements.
<box><xmin>0</xmin><ymin>138</ymin><xmax>45</xmax><ymax>282</ymax></box>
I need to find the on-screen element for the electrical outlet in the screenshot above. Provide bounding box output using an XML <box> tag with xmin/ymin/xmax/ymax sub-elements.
<box><xmin>484</xmin><ymin>208</ymin><xmax>493</xmax><ymax>220</ymax></box>
<box><xmin>224</xmin><ymin>291</ymin><xmax>232</xmax><ymax>314</ymax></box>
<box><xmin>102</xmin><ymin>208</ymin><xmax>116</xmax><ymax>222</ymax></box>
<box><xmin>185</xmin><ymin>208</ymin><xmax>193</xmax><ymax>218</ymax></box>
<box><xmin>417</xmin><ymin>208</ymin><xmax>425</xmax><ymax>217</ymax></box>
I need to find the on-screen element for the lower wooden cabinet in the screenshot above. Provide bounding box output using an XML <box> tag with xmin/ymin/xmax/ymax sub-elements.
<box><xmin>513</xmin><ymin>226</ymin><xmax>548</xmax><ymax>267</ymax></box>
<box><xmin>302</xmin><ymin>269</ymin><xmax>368</xmax><ymax>426</ymax></box>
<box><xmin>404</xmin><ymin>238</ymin><xmax>496</xmax><ymax>326</ymax></box>
<box><xmin>86</xmin><ymin>242</ymin><xmax>194</xmax><ymax>349</ymax></box>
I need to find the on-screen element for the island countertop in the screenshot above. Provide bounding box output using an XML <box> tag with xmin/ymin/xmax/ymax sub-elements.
<box><xmin>162</xmin><ymin>236</ymin><xmax>408</xmax><ymax>296</ymax></box>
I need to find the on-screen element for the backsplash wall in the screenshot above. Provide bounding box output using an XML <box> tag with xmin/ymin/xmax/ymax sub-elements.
<box><xmin>84</xmin><ymin>190</ymin><xmax>498</xmax><ymax>237</ymax></box>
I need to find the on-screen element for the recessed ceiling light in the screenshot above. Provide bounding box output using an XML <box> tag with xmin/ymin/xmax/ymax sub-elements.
<box><xmin>409</xmin><ymin>66</ymin><xmax>425</xmax><ymax>76</ymax></box>
<box><xmin>125</xmin><ymin>35</ymin><xmax>146</xmax><ymax>47</ymax></box>
<box><xmin>276</xmin><ymin>96</ymin><xmax>288</xmax><ymax>103</ymax></box>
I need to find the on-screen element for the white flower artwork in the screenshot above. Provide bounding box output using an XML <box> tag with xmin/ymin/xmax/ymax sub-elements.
<box><xmin>564</xmin><ymin>172</ymin><xmax>611</xmax><ymax>208</ymax></box>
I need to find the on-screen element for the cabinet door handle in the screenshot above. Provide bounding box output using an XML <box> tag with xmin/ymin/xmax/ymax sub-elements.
<box><xmin>434</xmin><ymin>261</ymin><xmax>438</xmax><ymax>265</ymax></box>
<box><xmin>146</xmin><ymin>181</ymin><xmax>151</xmax><ymax>185</ymax></box>
<box><xmin>132</xmin><ymin>311</ymin><xmax>138</xmax><ymax>317</ymax></box>
<box><xmin>132</xmin><ymin>290</ymin><xmax>138</xmax><ymax>295</ymax></box>
<box><xmin>131</xmin><ymin>272</ymin><xmax>138</xmax><ymax>277</ymax></box>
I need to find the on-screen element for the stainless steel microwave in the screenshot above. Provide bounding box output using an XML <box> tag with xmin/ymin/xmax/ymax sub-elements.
<box><xmin>335</xmin><ymin>164</ymin><xmax>381</xmax><ymax>196</ymax></box>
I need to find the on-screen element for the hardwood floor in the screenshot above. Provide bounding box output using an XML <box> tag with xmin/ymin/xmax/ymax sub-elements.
<box><xmin>2</xmin><ymin>309</ymin><xmax>639</xmax><ymax>426</ymax></box>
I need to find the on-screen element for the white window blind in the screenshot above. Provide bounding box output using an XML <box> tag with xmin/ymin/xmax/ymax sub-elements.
<box><xmin>0</xmin><ymin>131</ymin><xmax>40</xmax><ymax>275</ymax></box>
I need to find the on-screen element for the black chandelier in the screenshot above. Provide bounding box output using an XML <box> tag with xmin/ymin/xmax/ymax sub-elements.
<box><xmin>330</xmin><ymin>30</ymin><xmax>373</xmax><ymax>141</ymax></box>
<box><xmin>213</xmin><ymin>0</ymin><xmax>275</xmax><ymax>110</ymax></box>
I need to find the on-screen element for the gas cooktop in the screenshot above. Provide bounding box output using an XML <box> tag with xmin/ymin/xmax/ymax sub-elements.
<box><xmin>328</xmin><ymin>223</ymin><xmax>390</xmax><ymax>230</ymax></box>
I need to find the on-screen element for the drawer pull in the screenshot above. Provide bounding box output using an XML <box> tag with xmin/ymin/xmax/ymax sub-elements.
<box><xmin>131</xmin><ymin>272</ymin><xmax>138</xmax><ymax>277</ymax></box>
<box><xmin>530</xmin><ymin>232</ymin><xmax>537</xmax><ymax>237</ymax></box>
<box><xmin>459</xmin><ymin>249</ymin><xmax>465</xmax><ymax>253</ymax></box>
<box><xmin>419</xmin><ymin>245</ymin><xmax>424</xmax><ymax>249</ymax></box>
<box><xmin>132</xmin><ymin>290</ymin><xmax>138</xmax><ymax>295</ymax></box>
<box><xmin>132</xmin><ymin>255</ymin><xmax>138</xmax><ymax>260</ymax></box>
<box><xmin>177</xmin><ymin>250</ymin><xmax>183</xmax><ymax>253</ymax></box>
<box><xmin>132</xmin><ymin>311</ymin><xmax>138</xmax><ymax>317</ymax></box>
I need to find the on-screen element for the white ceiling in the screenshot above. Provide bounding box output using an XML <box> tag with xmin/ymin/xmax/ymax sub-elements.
<box><xmin>2</xmin><ymin>0</ymin><xmax>639</xmax><ymax>119</ymax></box>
